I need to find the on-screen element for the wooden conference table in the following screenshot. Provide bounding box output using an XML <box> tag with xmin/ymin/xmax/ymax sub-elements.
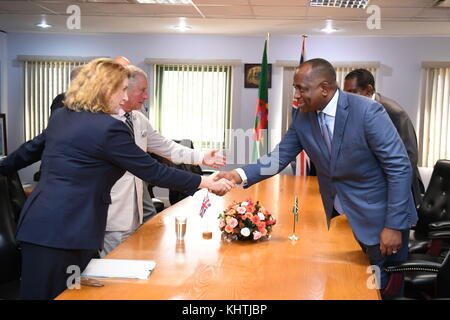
<box><xmin>57</xmin><ymin>175</ymin><xmax>380</xmax><ymax>300</ymax></box>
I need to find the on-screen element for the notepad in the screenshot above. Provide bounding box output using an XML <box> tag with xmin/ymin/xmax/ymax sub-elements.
<box><xmin>81</xmin><ymin>259</ymin><xmax>156</xmax><ymax>280</ymax></box>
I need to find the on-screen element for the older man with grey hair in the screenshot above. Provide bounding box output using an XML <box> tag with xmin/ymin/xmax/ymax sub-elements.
<box><xmin>102</xmin><ymin>64</ymin><xmax>226</xmax><ymax>256</ymax></box>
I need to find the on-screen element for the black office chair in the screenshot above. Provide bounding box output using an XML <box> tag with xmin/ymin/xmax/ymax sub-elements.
<box><xmin>409</xmin><ymin>160</ymin><xmax>450</xmax><ymax>256</ymax></box>
<box><xmin>385</xmin><ymin>228</ymin><xmax>450</xmax><ymax>299</ymax></box>
<box><xmin>148</xmin><ymin>139</ymin><xmax>214</xmax><ymax>206</ymax></box>
<box><xmin>6</xmin><ymin>172</ymin><xmax>27</xmax><ymax>225</ymax></box>
<box><xmin>147</xmin><ymin>186</ymin><xmax>165</xmax><ymax>214</ymax></box>
<box><xmin>0</xmin><ymin>174</ymin><xmax>22</xmax><ymax>300</ymax></box>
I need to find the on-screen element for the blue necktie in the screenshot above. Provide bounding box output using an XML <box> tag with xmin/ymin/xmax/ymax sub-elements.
<box><xmin>124</xmin><ymin>112</ymin><xmax>135</xmax><ymax>138</ymax></box>
<box><xmin>319</xmin><ymin>112</ymin><xmax>332</xmax><ymax>156</ymax></box>
<box><xmin>319</xmin><ymin>112</ymin><xmax>344</xmax><ymax>215</ymax></box>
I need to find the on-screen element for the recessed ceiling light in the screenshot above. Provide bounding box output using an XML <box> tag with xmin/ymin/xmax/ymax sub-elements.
<box><xmin>172</xmin><ymin>25</ymin><xmax>192</xmax><ymax>32</ymax></box>
<box><xmin>310</xmin><ymin>0</ymin><xmax>370</xmax><ymax>9</ymax></box>
<box><xmin>136</xmin><ymin>0</ymin><xmax>191</xmax><ymax>4</ymax></box>
<box><xmin>172</xmin><ymin>17</ymin><xmax>192</xmax><ymax>32</ymax></box>
<box><xmin>321</xmin><ymin>20</ymin><xmax>339</xmax><ymax>33</ymax></box>
<box><xmin>36</xmin><ymin>21</ymin><xmax>52</xmax><ymax>29</ymax></box>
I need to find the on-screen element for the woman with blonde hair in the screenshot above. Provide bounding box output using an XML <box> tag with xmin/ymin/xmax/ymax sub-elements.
<box><xmin>0</xmin><ymin>58</ymin><xmax>233</xmax><ymax>300</ymax></box>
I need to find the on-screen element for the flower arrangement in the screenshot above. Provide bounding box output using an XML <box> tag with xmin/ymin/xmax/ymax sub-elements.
<box><xmin>218</xmin><ymin>199</ymin><xmax>277</xmax><ymax>242</ymax></box>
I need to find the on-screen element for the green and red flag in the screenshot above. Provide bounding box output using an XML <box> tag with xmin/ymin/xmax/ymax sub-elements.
<box><xmin>252</xmin><ymin>40</ymin><xmax>269</xmax><ymax>162</ymax></box>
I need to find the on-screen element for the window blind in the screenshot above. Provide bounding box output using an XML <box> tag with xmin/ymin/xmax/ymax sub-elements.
<box><xmin>153</xmin><ymin>64</ymin><xmax>233</xmax><ymax>150</ymax></box>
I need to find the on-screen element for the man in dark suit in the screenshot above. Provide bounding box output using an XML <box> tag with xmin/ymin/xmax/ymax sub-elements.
<box><xmin>344</xmin><ymin>69</ymin><xmax>424</xmax><ymax>206</ymax></box>
<box><xmin>49</xmin><ymin>65</ymin><xmax>83</xmax><ymax>116</ymax></box>
<box><xmin>216</xmin><ymin>59</ymin><xmax>417</xmax><ymax>297</ymax></box>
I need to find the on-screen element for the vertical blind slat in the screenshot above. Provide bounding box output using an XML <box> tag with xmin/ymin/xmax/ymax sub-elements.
<box><xmin>154</xmin><ymin>63</ymin><xmax>232</xmax><ymax>151</ymax></box>
<box><xmin>419</xmin><ymin>66</ymin><xmax>450</xmax><ymax>167</ymax></box>
<box><xmin>23</xmin><ymin>59</ymin><xmax>87</xmax><ymax>140</ymax></box>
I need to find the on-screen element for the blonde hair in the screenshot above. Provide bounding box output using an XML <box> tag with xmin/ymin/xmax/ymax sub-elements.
<box><xmin>64</xmin><ymin>58</ymin><xmax>130</xmax><ymax>114</ymax></box>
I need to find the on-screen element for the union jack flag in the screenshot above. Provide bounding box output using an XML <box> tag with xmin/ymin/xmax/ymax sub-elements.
<box><xmin>199</xmin><ymin>192</ymin><xmax>211</xmax><ymax>218</ymax></box>
<box><xmin>291</xmin><ymin>35</ymin><xmax>316</xmax><ymax>177</ymax></box>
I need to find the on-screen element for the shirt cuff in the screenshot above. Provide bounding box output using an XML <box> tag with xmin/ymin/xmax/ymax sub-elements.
<box><xmin>235</xmin><ymin>168</ymin><xmax>248</xmax><ymax>187</ymax></box>
<box><xmin>197</xmin><ymin>151</ymin><xmax>205</xmax><ymax>166</ymax></box>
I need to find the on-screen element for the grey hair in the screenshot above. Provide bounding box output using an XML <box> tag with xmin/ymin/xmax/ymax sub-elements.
<box><xmin>127</xmin><ymin>65</ymin><xmax>148</xmax><ymax>88</ymax></box>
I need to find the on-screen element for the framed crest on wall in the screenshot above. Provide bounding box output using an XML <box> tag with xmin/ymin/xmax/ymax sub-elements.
<box><xmin>244</xmin><ymin>63</ymin><xmax>272</xmax><ymax>88</ymax></box>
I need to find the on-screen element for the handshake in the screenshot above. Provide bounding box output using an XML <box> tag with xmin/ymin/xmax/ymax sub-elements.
<box><xmin>200</xmin><ymin>170</ymin><xmax>243</xmax><ymax>196</ymax></box>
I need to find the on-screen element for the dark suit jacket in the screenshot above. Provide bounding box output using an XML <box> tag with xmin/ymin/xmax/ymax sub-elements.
<box><xmin>50</xmin><ymin>92</ymin><xmax>66</xmax><ymax>116</ymax></box>
<box><xmin>242</xmin><ymin>90</ymin><xmax>417</xmax><ymax>245</ymax></box>
<box><xmin>375</xmin><ymin>93</ymin><xmax>424</xmax><ymax>206</ymax></box>
<box><xmin>0</xmin><ymin>108</ymin><xmax>201</xmax><ymax>250</ymax></box>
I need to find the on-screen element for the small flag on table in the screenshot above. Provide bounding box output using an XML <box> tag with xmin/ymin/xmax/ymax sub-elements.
<box><xmin>288</xmin><ymin>194</ymin><xmax>299</xmax><ymax>241</ymax></box>
<box><xmin>200</xmin><ymin>192</ymin><xmax>211</xmax><ymax>218</ymax></box>
<box><xmin>292</xmin><ymin>195</ymin><xmax>299</xmax><ymax>222</ymax></box>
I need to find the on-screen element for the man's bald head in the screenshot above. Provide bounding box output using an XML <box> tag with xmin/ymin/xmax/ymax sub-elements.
<box><xmin>297</xmin><ymin>58</ymin><xmax>337</xmax><ymax>87</ymax></box>
<box><xmin>113</xmin><ymin>56</ymin><xmax>132</xmax><ymax>67</ymax></box>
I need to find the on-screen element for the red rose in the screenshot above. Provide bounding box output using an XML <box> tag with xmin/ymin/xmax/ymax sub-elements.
<box><xmin>251</xmin><ymin>215</ymin><xmax>260</xmax><ymax>225</ymax></box>
<box><xmin>257</xmin><ymin>221</ymin><xmax>266</xmax><ymax>232</ymax></box>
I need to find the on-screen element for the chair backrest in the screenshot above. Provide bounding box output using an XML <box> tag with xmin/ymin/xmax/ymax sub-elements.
<box><xmin>415</xmin><ymin>160</ymin><xmax>450</xmax><ymax>235</ymax></box>
<box><xmin>149</xmin><ymin>139</ymin><xmax>203</xmax><ymax>205</ymax></box>
<box><xmin>418</xmin><ymin>166</ymin><xmax>434</xmax><ymax>192</ymax></box>
<box><xmin>6</xmin><ymin>172</ymin><xmax>27</xmax><ymax>224</ymax></box>
<box><xmin>0</xmin><ymin>175</ymin><xmax>21</xmax><ymax>285</ymax></box>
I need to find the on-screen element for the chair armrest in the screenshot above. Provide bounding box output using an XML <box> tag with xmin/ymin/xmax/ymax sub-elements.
<box><xmin>429</xmin><ymin>221</ymin><xmax>450</xmax><ymax>231</ymax></box>
<box><xmin>201</xmin><ymin>169</ymin><xmax>216</xmax><ymax>176</ymax></box>
<box><xmin>428</xmin><ymin>230</ymin><xmax>450</xmax><ymax>240</ymax></box>
<box><xmin>152</xmin><ymin>198</ymin><xmax>164</xmax><ymax>205</ymax></box>
<box><xmin>384</xmin><ymin>260</ymin><xmax>441</xmax><ymax>273</ymax></box>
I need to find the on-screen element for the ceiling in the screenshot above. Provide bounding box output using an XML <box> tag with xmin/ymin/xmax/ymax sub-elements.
<box><xmin>0</xmin><ymin>0</ymin><xmax>449</xmax><ymax>36</ymax></box>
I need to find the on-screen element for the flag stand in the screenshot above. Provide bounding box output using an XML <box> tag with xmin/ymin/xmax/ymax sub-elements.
<box><xmin>288</xmin><ymin>194</ymin><xmax>299</xmax><ymax>241</ymax></box>
<box><xmin>200</xmin><ymin>191</ymin><xmax>213</xmax><ymax>239</ymax></box>
<box><xmin>202</xmin><ymin>218</ymin><xmax>212</xmax><ymax>239</ymax></box>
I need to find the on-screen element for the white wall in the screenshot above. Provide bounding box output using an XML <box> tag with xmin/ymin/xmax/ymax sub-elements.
<box><xmin>4</xmin><ymin>32</ymin><xmax>450</xmax><ymax>183</ymax></box>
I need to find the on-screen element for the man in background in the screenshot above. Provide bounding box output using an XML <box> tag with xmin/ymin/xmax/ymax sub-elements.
<box><xmin>344</xmin><ymin>69</ymin><xmax>424</xmax><ymax>206</ymax></box>
<box><xmin>49</xmin><ymin>65</ymin><xmax>83</xmax><ymax>116</ymax></box>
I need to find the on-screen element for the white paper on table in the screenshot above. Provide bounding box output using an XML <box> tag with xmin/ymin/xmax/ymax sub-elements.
<box><xmin>81</xmin><ymin>259</ymin><xmax>156</xmax><ymax>280</ymax></box>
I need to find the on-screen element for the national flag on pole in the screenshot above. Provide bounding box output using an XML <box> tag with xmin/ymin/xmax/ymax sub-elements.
<box><xmin>292</xmin><ymin>194</ymin><xmax>299</xmax><ymax>223</ymax></box>
<box><xmin>199</xmin><ymin>192</ymin><xmax>211</xmax><ymax>218</ymax></box>
<box><xmin>252</xmin><ymin>39</ymin><xmax>269</xmax><ymax>163</ymax></box>
<box><xmin>292</xmin><ymin>35</ymin><xmax>306</xmax><ymax>110</ymax></box>
<box><xmin>291</xmin><ymin>35</ymin><xmax>314</xmax><ymax>176</ymax></box>
<box><xmin>295</xmin><ymin>151</ymin><xmax>313</xmax><ymax>176</ymax></box>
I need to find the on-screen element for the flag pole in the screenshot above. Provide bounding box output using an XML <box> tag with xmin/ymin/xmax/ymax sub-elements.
<box><xmin>266</xmin><ymin>32</ymin><xmax>270</xmax><ymax>155</ymax></box>
<box><xmin>251</xmin><ymin>35</ymin><xmax>270</xmax><ymax>162</ymax></box>
<box><xmin>300</xmin><ymin>34</ymin><xmax>308</xmax><ymax>65</ymax></box>
<box><xmin>288</xmin><ymin>194</ymin><xmax>299</xmax><ymax>241</ymax></box>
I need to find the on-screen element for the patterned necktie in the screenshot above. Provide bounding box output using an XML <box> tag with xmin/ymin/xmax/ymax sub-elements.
<box><xmin>319</xmin><ymin>112</ymin><xmax>344</xmax><ymax>214</ymax></box>
<box><xmin>124</xmin><ymin>112</ymin><xmax>135</xmax><ymax>138</ymax></box>
<box><xmin>319</xmin><ymin>112</ymin><xmax>332</xmax><ymax>156</ymax></box>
